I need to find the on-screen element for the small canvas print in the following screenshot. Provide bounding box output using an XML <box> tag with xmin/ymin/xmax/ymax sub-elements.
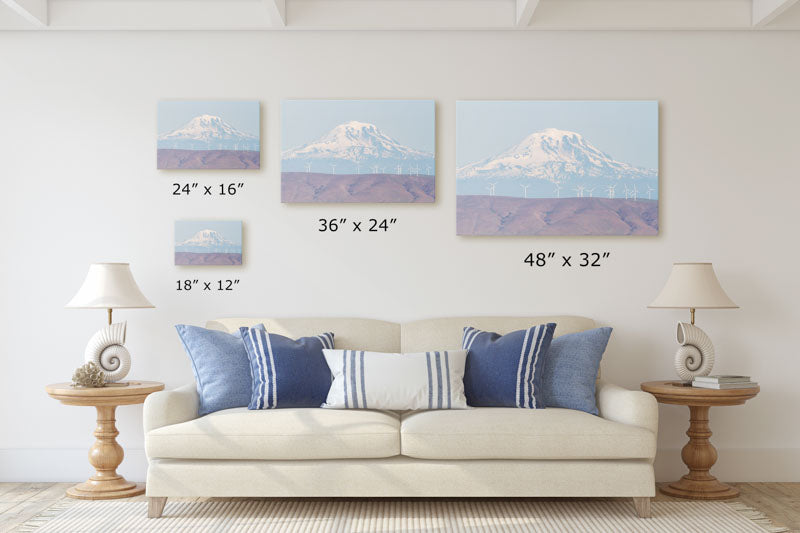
<box><xmin>281</xmin><ymin>100</ymin><xmax>435</xmax><ymax>203</ymax></box>
<box><xmin>175</xmin><ymin>221</ymin><xmax>242</xmax><ymax>266</ymax></box>
<box><xmin>158</xmin><ymin>101</ymin><xmax>260</xmax><ymax>169</ymax></box>
<box><xmin>457</xmin><ymin>101</ymin><xmax>658</xmax><ymax>236</ymax></box>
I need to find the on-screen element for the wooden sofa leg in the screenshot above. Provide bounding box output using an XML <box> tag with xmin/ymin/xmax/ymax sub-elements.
<box><xmin>633</xmin><ymin>497</ymin><xmax>651</xmax><ymax>518</ymax></box>
<box><xmin>148</xmin><ymin>497</ymin><xmax>167</xmax><ymax>518</ymax></box>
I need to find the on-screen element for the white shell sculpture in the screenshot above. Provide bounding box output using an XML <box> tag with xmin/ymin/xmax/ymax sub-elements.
<box><xmin>674</xmin><ymin>321</ymin><xmax>715</xmax><ymax>381</ymax></box>
<box><xmin>84</xmin><ymin>322</ymin><xmax>130</xmax><ymax>382</ymax></box>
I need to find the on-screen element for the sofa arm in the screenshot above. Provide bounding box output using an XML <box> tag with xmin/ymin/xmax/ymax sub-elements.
<box><xmin>596</xmin><ymin>380</ymin><xmax>658</xmax><ymax>435</ymax></box>
<box><xmin>143</xmin><ymin>383</ymin><xmax>199</xmax><ymax>433</ymax></box>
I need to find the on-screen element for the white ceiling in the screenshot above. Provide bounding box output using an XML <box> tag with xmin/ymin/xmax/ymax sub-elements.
<box><xmin>1</xmin><ymin>0</ymin><xmax>799</xmax><ymax>30</ymax></box>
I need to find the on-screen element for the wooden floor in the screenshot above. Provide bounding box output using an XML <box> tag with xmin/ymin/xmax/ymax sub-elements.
<box><xmin>0</xmin><ymin>482</ymin><xmax>798</xmax><ymax>532</ymax></box>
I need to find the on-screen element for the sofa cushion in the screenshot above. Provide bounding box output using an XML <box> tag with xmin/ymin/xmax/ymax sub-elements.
<box><xmin>400</xmin><ymin>408</ymin><xmax>655</xmax><ymax>460</ymax></box>
<box><xmin>322</xmin><ymin>349</ymin><xmax>469</xmax><ymax>410</ymax></box>
<box><xmin>146</xmin><ymin>408</ymin><xmax>400</xmax><ymax>460</ymax></box>
<box><xmin>462</xmin><ymin>324</ymin><xmax>556</xmax><ymax>408</ymax></box>
<box><xmin>240</xmin><ymin>327</ymin><xmax>334</xmax><ymax>410</ymax></box>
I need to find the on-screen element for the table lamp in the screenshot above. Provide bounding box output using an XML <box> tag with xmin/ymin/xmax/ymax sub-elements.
<box><xmin>648</xmin><ymin>262</ymin><xmax>738</xmax><ymax>382</ymax></box>
<box><xmin>66</xmin><ymin>263</ymin><xmax>154</xmax><ymax>383</ymax></box>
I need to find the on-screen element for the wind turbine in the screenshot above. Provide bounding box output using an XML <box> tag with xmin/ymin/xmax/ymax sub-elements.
<box><xmin>372</xmin><ymin>164</ymin><xmax>379</xmax><ymax>174</ymax></box>
<box><xmin>607</xmin><ymin>184</ymin><xmax>616</xmax><ymax>199</ymax></box>
<box><xmin>412</xmin><ymin>165</ymin><xmax>420</xmax><ymax>176</ymax></box>
<box><xmin>396</xmin><ymin>164</ymin><xmax>403</xmax><ymax>175</ymax></box>
<box><xmin>330</xmin><ymin>163</ymin><xmax>336</xmax><ymax>175</ymax></box>
<box><xmin>586</xmin><ymin>187</ymin><xmax>596</xmax><ymax>198</ymax></box>
<box><xmin>631</xmin><ymin>184</ymin><xmax>639</xmax><ymax>201</ymax></box>
<box><xmin>520</xmin><ymin>184</ymin><xmax>530</xmax><ymax>198</ymax></box>
<box><xmin>646</xmin><ymin>185</ymin><xmax>655</xmax><ymax>200</ymax></box>
<box><xmin>356</xmin><ymin>162</ymin><xmax>361</xmax><ymax>175</ymax></box>
<box><xmin>573</xmin><ymin>185</ymin><xmax>585</xmax><ymax>198</ymax></box>
<box><xmin>486</xmin><ymin>183</ymin><xmax>497</xmax><ymax>196</ymax></box>
<box><xmin>426</xmin><ymin>166</ymin><xmax>432</xmax><ymax>175</ymax></box>
<box><xmin>554</xmin><ymin>184</ymin><xmax>563</xmax><ymax>198</ymax></box>
<box><xmin>623</xmin><ymin>184</ymin><xmax>631</xmax><ymax>200</ymax></box>
<box><xmin>305</xmin><ymin>162</ymin><xmax>312</xmax><ymax>174</ymax></box>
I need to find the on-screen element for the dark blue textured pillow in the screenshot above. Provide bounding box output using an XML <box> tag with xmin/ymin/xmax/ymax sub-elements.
<box><xmin>462</xmin><ymin>323</ymin><xmax>556</xmax><ymax>408</ymax></box>
<box><xmin>542</xmin><ymin>327</ymin><xmax>612</xmax><ymax>415</ymax></box>
<box><xmin>240</xmin><ymin>327</ymin><xmax>334</xmax><ymax>409</ymax></box>
<box><xmin>175</xmin><ymin>324</ymin><xmax>265</xmax><ymax>417</ymax></box>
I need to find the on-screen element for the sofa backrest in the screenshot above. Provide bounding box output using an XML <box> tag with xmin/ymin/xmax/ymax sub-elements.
<box><xmin>207</xmin><ymin>315</ymin><xmax>595</xmax><ymax>353</ymax></box>
<box><xmin>207</xmin><ymin>317</ymin><xmax>401</xmax><ymax>352</ymax></box>
<box><xmin>400</xmin><ymin>316</ymin><xmax>595</xmax><ymax>352</ymax></box>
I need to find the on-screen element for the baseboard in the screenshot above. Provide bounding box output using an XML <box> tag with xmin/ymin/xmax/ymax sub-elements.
<box><xmin>2</xmin><ymin>448</ymin><xmax>799</xmax><ymax>483</ymax></box>
<box><xmin>0</xmin><ymin>448</ymin><xmax>148</xmax><ymax>482</ymax></box>
<box><xmin>654</xmin><ymin>448</ymin><xmax>800</xmax><ymax>482</ymax></box>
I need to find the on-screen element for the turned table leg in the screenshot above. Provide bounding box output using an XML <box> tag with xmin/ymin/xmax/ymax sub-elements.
<box><xmin>66</xmin><ymin>405</ymin><xmax>145</xmax><ymax>500</ymax></box>
<box><xmin>660</xmin><ymin>405</ymin><xmax>739</xmax><ymax>500</ymax></box>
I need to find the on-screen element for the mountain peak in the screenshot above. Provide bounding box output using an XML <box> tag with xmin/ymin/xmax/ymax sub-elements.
<box><xmin>179</xmin><ymin>229</ymin><xmax>233</xmax><ymax>247</ymax></box>
<box><xmin>282</xmin><ymin>121</ymin><xmax>433</xmax><ymax>168</ymax></box>
<box><xmin>457</xmin><ymin>128</ymin><xmax>656</xmax><ymax>183</ymax></box>
<box><xmin>157</xmin><ymin>114</ymin><xmax>258</xmax><ymax>148</ymax></box>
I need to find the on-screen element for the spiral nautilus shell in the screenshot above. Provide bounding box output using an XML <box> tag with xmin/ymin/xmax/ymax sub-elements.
<box><xmin>84</xmin><ymin>321</ymin><xmax>130</xmax><ymax>382</ymax></box>
<box><xmin>674</xmin><ymin>321</ymin><xmax>715</xmax><ymax>381</ymax></box>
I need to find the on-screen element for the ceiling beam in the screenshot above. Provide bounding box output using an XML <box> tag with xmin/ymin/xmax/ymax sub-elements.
<box><xmin>264</xmin><ymin>0</ymin><xmax>286</xmax><ymax>26</ymax></box>
<box><xmin>1</xmin><ymin>0</ymin><xmax>47</xmax><ymax>26</ymax></box>
<box><xmin>516</xmin><ymin>0</ymin><xmax>540</xmax><ymax>27</ymax></box>
<box><xmin>752</xmin><ymin>0</ymin><xmax>800</xmax><ymax>26</ymax></box>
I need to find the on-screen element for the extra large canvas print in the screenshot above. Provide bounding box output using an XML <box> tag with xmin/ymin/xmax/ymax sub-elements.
<box><xmin>158</xmin><ymin>101</ymin><xmax>260</xmax><ymax>170</ymax></box>
<box><xmin>281</xmin><ymin>100</ymin><xmax>435</xmax><ymax>203</ymax></box>
<box><xmin>456</xmin><ymin>101</ymin><xmax>658</xmax><ymax>236</ymax></box>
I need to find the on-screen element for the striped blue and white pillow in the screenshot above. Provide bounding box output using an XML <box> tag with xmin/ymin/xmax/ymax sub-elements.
<box><xmin>321</xmin><ymin>349</ymin><xmax>468</xmax><ymax>410</ymax></box>
<box><xmin>240</xmin><ymin>327</ymin><xmax>334</xmax><ymax>409</ymax></box>
<box><xmin>462</xmin><ymin>323</ymin><xmax>556</xmax><ymax>408</ymax></box>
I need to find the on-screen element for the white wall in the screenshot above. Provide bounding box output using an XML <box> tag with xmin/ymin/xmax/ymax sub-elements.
<box><xmin>0</xmin><ymin>30</ymin><xmax>798</xmax><ymax>483</ymax></box>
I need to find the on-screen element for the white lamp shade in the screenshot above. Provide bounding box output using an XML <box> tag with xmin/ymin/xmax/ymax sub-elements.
<box><xmin>66</xmin><ymin>263</ymin><xmax>154</xmax><ymax>309</ymax></box>
<box><xmin>648</xmin><ymin>262</ymin><xmax>738</xmax><ymax>309</ymax></box>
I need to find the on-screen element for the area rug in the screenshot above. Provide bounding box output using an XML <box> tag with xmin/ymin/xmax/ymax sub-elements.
<box><xmin>16</xmin><ymin>499</ymin><xmax>788</xmax><ymax>533</ymax></box>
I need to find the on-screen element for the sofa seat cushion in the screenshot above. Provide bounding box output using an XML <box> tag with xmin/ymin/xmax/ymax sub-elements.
<box><xmin>146</xmin><ymin>407</ymin><xmax>400</xmax><ymax>460</ymax></box>
<box><xmin>400</xmin><ymin>408</ymin><xmax>655</xmax><ymax>460</ymax></box>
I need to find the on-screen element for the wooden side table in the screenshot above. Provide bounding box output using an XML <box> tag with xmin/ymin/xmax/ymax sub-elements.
<box><xmin>641</xmin><ymin>380</ymin><xmax>759</xmax><ymax>500</ymax></box>
<box><xmin>45</xmin><ymin>381</ymin><xmax>165</xmax><ymax>500</ymax></box>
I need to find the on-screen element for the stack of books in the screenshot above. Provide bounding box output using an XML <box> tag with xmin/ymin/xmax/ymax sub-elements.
<box><xmin>692</xmin><ymin>375</ymin><xmax>758</xmax><ymax>389</ymax></box>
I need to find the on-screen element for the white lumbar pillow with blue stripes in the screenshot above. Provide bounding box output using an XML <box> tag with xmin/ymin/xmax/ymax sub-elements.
<box><xmin>321</xmin><ymin>349</ymin><xmax>468</xmax><ymax>410</ymax></box>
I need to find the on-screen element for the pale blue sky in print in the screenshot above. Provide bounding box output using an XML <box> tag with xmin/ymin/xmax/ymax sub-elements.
<box><xmin>282</xmin><ymin>100</ymin><xmax>435</xmax><ymax>153</ymax></box>
<box><xmin>158</xmin><ymin>101</ymin><xmax>259</xmax><ymax>137</ymax></box>
<box><xmin>457</xmin><ymin>101</ymin><xmax>658</xmax><ymax>169</ymax></box>
<box><xmin>175</xmin><ymin>221</ymin><xmax>242</xmax><ymax>246</ymax></box>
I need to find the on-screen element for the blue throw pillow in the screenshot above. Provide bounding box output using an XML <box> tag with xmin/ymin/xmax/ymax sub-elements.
<box><xmin>462</xmin><ymin>323</ymin><xmax>556</xmax><ymax>408</ymax></box>
<box><xmin>542</xmin><ymin>327</ymin><xmax>613</xmax><ymax>415</ymax></box>
<box><xmin>240</xmin><ymin>327</ymin><xmax>334</xmax><ymax>409</ymax></box>
<box><xmin>175</xmin><ymin>324</ymin><xmax>265</xmax><ymax>417</ymax></box>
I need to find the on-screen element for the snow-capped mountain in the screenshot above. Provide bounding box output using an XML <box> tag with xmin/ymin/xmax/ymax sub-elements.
<box><xmin>282</xmin><ymin>121</ymin><xmax>434</xmax><ymax>175</ymax></box>
<box><xmin>176</xmin><ymin>230</ymin><xmax>241</xmax><ymax>254</ymax></box>
<box><xmin>456</xmin><ymin>128</ymin><xmax>657</xmax><ymax>199</ymax></box>
<box><xmin>158</xmin><ymin>115</ymin><xmax>258</xmax><ymax>151</ymax></box>
<box><xmin>457</xmin><ymin>128</ymin><xmax>655</xmax><ymax>182</ymax></box>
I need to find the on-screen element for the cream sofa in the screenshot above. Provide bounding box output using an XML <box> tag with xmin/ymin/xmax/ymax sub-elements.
<box><xmin>143</xmin><ymin>316</ymin><xmax>658</xmax><ymax>518</ymax></box>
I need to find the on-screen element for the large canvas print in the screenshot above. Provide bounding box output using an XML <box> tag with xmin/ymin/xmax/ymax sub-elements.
<box><xmin>456</xmin><ymin>101</ymin><xmax>658</xmax><ymax>236</ymax></box>
<box><xmin>175</xmin><ymin>221</ymin><xmax>242</xmax><ymax>266</ymax></box>
<box><xmin>158</xmin><ymin>101</ymin><xmax>260</xmax><ymax>169</ymax></box>
<box><xmin>281</xmin><ymin>100</ymin><xmax>435</xmax><ymax>203</ymax></box>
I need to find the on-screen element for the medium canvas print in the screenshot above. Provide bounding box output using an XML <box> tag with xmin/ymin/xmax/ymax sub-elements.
<box><xmin>175</xmin><ymin>221</ymin><xmax>242</xmax><ymax>266</ymax></box>
<box><xmin>456</xmin><ymin>101</ymin><xmax>658</xmax><ymax>236</ymax></box>
<box><xmin>281</xmin><ymin>100</ymin><xmax>435</xmax><ymax>202</ymax></box>
<box><xmin>158</xmin><ymin>101</ymin><xmax>260</xmax><ymax>169</ymax></box>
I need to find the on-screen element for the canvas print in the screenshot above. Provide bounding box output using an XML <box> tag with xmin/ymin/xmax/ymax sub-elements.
<box><xmin>456</xmin><ymin>101</ymin><xmax>658</xmax><ymax>236</ymax></box>
<box><xmin>158</xmin><ymin>101</ymin><xmax>260</xmax><ymax>169</ymax></box>
<box><xmin>175</xmin><ymin>221</ymin><xmax>242</xmax><ymax>266</ymax></box>
<box><xmin>281</xmin><ymin>100</ymin><xmax>435</xmax><ymax>202</ymax></box>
